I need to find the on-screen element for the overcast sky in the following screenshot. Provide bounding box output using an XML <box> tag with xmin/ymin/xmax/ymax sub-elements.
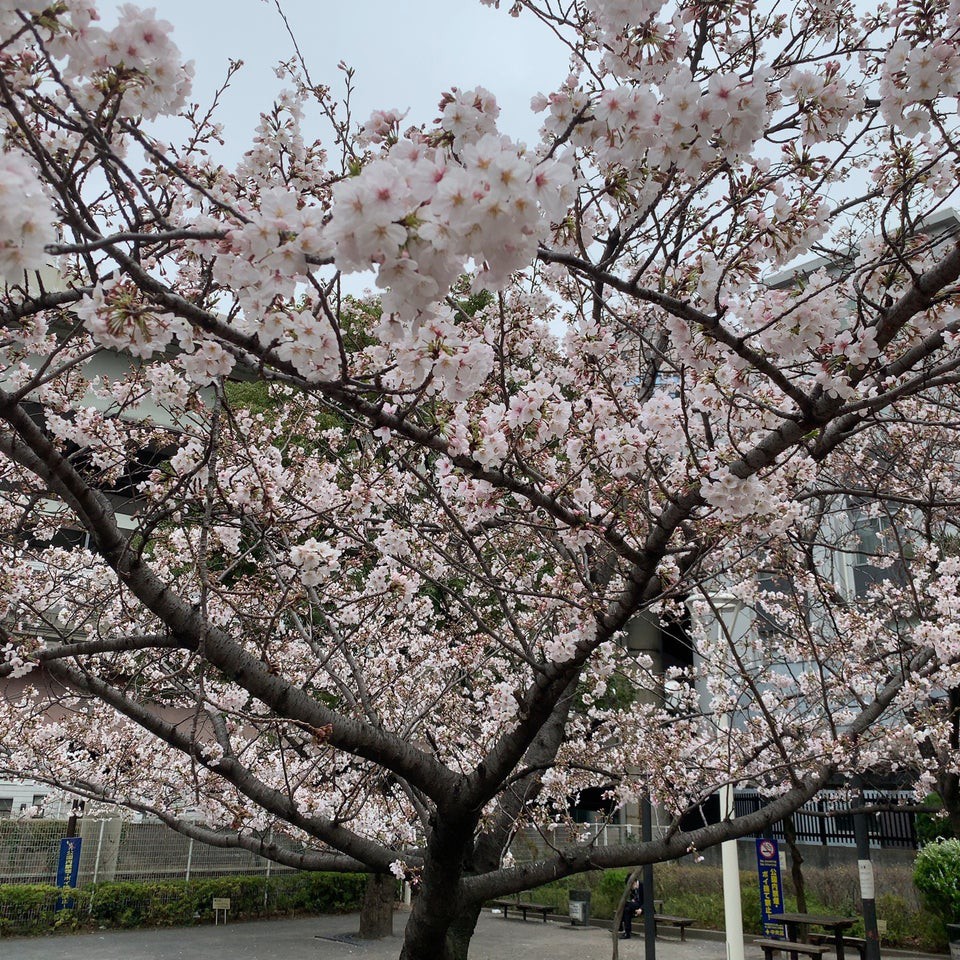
<box><xmin>106</xmin><ymin>1</ymin><xmax>566</xmax><ymax>156</ymax></box>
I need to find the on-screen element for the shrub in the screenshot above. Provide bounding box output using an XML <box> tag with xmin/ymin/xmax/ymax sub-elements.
<box><xmin>876</xmin><ymin>893</ymin><xmax>947</xmax><ymax>952</ymax></box>
<box><xmin>914</xmin><ymin>838</ymin><xmax>960</xmax><ymax>924</ymax></box>
<box><xmin>0</xmin><ymin>884</ymin><xmax>90</xmax><ymax>936</ymax></box>
<box><xmin>0</xmin><ymin>872</ymin><xmax>365</xmax><ymax>937</ymax></box>
<box><xmin>916</xmin><ymin>794</ymin><xmax>957</xmax><ymax>845</ymax></box>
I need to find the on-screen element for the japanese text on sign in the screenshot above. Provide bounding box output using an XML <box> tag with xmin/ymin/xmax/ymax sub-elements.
<box><xmin>755</xmin><ymin>837</ymin><xmax>786</xmax><ymax>939</ymax></box>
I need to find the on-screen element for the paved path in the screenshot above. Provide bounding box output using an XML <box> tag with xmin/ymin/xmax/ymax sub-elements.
<box><xmin>0</xmin><ymin>912</ymin><xmax>737</xmax><ymax>960</ymax></box>
<box><xmin>0</xmin><ymin>911</ymin><xmax>939</xmax><ymax>959</ymax></box>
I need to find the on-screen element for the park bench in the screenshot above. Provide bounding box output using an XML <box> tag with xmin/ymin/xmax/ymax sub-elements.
<box><xmin>809</xmin><ymin>933</ymin><xmax>868</xmax><ymax>959</ymax></box>
<box><xmin>489</xmin><ymin>898</ymin><xmax>553</xmax><ymax>922</ymax></box>
<box><xmin>755</xmin><ymin>938</ymin><xmax>831</xmax><ymax>960</ymax></box>
<box><xmin>652</xmin><ymin>914</ymin><xmax>696</xmax><ymax>941</ymax></box>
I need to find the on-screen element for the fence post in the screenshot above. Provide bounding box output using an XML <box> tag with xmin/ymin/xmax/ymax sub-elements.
<box><xmin>91</xmin><ymin>819</ymin><xmax>106</xmax><ymax>886</ymax></box>
<box><xmin>263</xmin><ymin>831</ymin><xmax>272</xmax><ymax>910</ymax></box>
<box><xmin>185</xmin><ymin>838</ymin><xmax>193</xmax><ymax>883</ymax></box>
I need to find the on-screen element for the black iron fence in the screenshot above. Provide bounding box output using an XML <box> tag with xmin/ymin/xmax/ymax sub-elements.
<box><xmin>734</xmin><ymin>789</ymin><xmax>918</xmax><ymax>849</ymax></box>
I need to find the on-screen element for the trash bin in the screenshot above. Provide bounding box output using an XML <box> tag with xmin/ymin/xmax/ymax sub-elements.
<box><xmin>947</xmin><ymin>922</ymin><xmax>960</xmax><ymax>960</ymax></box>
<box><xmin>568</xmin><ymin>889</ymin><xmax>591</xmax><ymax>926</ymax></box>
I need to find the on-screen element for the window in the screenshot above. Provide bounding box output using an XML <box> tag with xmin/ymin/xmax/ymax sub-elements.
<box><xmin>756</xmin><ymin>573</ymin><xmax>793</xmax><ymax>645</ymax></box>
<box><xmin>755</xmin><ymin>572</ymin><xmax>811</xmax><ymax>648</ymax></box>
<box><xmin>0</xmin><ymin>798</ymin><xmax>12</xmax><ymax>819</ymax></box>
<box><xmin>26</xmin><ymin>526</ymin><xmax>92</xmax><ymax>551</ymax></box>
<box><xmin>851</xmin><ymin>511</ymin><xmax>908</xmax><ymax>595</ymax></box>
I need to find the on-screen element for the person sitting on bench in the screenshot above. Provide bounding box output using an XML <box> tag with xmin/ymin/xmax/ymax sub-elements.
<box><xmin>619</xmin><ymin>878</ymin><xmax>644</xmax><ymax>940</ymax></box>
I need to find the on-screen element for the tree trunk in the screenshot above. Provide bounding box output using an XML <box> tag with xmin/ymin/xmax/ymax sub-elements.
<box><xmin>939</xmin><ymin>771</ymin><xmax>960</xmax><ymax>838</ymax></box>
<box><xmin>399</xmin><ymin>889</ymin><xmax>483</xmax><ymax>960</ymax></box>
<box><xmin>399</xmin><ymin>818</ymin><xmax>478</xmax><ymax>960</ymax></box>
<box><xmin>358</xmin><ymin>872</ymin><xmax>396</xmax><ymax>940</ymax></box>
<box><xmin>611</xmin><ymin>867</ymin><xmax>644</xmax><ymax>960</ymax></box>
<box><xmin>442</xmin><ymin>902</ymin><xmax>484</xmax><ymax>960</ymax></box>
<box><xmin>784</xmin><ymin>815</ymin><xmax>809</xmax><ymax>943</ymax></box>
<box><xmin>783</xmin><ymin>815</ymin><xmax>808</xmax><ymax>916</ymax></box>
<box><xmin>939</xmin><ymin>687</ymin><xmax>960</xmax><ymax>837</ymax></box>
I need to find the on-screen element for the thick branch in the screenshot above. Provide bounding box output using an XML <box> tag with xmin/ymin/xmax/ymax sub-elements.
<box><xmin>0</xmin><ymin>393</ymin><xmax>461</xmax><ymax>803</ymax></box>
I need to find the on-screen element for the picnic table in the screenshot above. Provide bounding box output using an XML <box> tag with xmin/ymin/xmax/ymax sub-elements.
<box><xmin>652</xmin><ymin>913</ymin><xmax>696</xmax><ymax>941</ymax></box>
<box><xmin>775</xmin><ymin>912</ymin><xmax>858</xmax><ymax>960</ymax></box>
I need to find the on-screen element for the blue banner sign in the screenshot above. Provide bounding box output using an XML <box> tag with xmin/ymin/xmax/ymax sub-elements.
<box><xmin>755</xmin><ymin>837</ymin><xmax>786</xmax><ymax>938</ymax></box>
<box><xmin>55</xmin><ymin>837</ymin><xmax>82</xmax><ymax>909</ymax></box>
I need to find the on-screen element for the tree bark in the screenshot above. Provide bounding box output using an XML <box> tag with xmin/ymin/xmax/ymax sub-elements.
<box><xmin>398</xmin><ymin>818</ymin><xmax>478</xmax><ymax>960</ymax></box>
<box><xmin>783</xmin><ymin>815</ymin><xmax>809</xmax><ymax>945</ymax></box>
<box><xmin>938</xmin><ymin>687</ymin><xmax>960</xmax><ymax>837</ymax></box>
<box><xmin>358</xmin><ymin>873</ymin><xmax>395</xmax><ymax>940</ymax></box>
<box><xmin>399</xmin><ymin>886</ymin><xmax>483</xmax><ymax>960</ymax></box>
<box><xmin>783</xmin><ymin>815</ymin><xmax>808</xmax><ymax>915</ymax></box>
<box><xmin>612</xmin><ymin>867</ymin><xmax>644</xmax><ymax>960</ymax></box>
<box><xmin>441</xmin><ymin>902</ymin><xmax>484</xmax><ymax>960</ymax></box>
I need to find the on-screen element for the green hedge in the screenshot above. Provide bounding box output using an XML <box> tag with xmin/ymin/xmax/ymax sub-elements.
<box><xmin>0</xmin><ymin>884</ymin><xmax>91</xmax><ymax>936</ymax></box>
<box><xmin>0</xmin><ymin>872</ymin><xmax>366</xmax><ymax>937</ymax></box>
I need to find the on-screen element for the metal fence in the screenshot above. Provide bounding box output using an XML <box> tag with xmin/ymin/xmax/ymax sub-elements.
<box><xmin>734</xmin><ymin>789</ymin><xmax>918</xmax><ymax>849</ymax></box>
<box><xmin>0</xmin><ymin>818</ymin><xmax>294</xmax><ymax>886</ymax></box>
<box><xmin>511</xmin><ymin>822</ymin><xmax>643</xmax><ymax>861</ymax></box>
<box><xmin>0</xmin><ymin>788</ymin><xmax>920</xmax><ymax>887</ymax></box>
<box><xmin>512</xmin><ymin>790</ymin><xmax>919</xmax><ymax>861</ymax></box>
<box><xmin>0</xmin><ymin>818</ymin><xmax>641</xmax><ymax>880</ymax></box>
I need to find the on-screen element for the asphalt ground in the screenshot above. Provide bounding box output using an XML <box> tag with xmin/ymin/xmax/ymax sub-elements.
<box><xmin>0</xmin><ymin>910</ymin><xmax>941</xmax><ymax>960</ymax></box>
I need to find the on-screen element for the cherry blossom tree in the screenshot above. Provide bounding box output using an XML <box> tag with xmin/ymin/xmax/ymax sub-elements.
<box><xmin>1</xmin><ymin>1</ymin><xmax>960</xmax><ymax>957</ymax></box>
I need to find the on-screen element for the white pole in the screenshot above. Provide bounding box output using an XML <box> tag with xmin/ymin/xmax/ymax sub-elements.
<box><xmin>720</xmin><ymin>779</ymin><xmax>745</xmax><ymax>960</ymax></box>
<box><xmin>185</xmin><ymin>838</ymin><xmax>194</xmax><ymax>883</ymax></box>
<box><xmin>707</xmin><ymin>594</ymin><xmax>746</xmax><ymax>960</ymax></box>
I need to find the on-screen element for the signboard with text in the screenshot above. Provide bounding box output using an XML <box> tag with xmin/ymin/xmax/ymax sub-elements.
<box><xmin>55</xmin><ymin>837</ymin><xmax>82</xmax><ymax>910</ymax></box>
<box><xmin>755</xmin><ymin>837</ymin><xmax>786</xmax><ymax>938</ymax></box>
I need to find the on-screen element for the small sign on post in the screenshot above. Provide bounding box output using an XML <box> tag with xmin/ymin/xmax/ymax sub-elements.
<box><xmin>212</xmin><ymin>897</ymin><xmax>231</xmax><ymax>925</ymax></box>
<box><xmin>55</xmin><ymin>837</ymin><xmax>82</xmax><ymax>911</ymax></box>
<box><xmin>755</xmin><ymin>838</ymin><xmax>786</xmax><ymax>939</ymax></box>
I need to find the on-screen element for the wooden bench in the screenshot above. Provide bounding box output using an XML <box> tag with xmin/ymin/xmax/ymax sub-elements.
<box><xmin>809</xmin><ymin>933</ymin><xmax>868</xmax><ymax>959</ymax></box>
<box><xmin>755</xmin><ymin>939</ymin><xmax>830</xmax><ymax>960</ymax></box>
<box><xmin>489</xmin><ymin>899</ymin><xmax>552</xmax><ymax>922</ymax></box>
<box><xmin>653</xmin><ymin>914</ymin><xmax>696</xmax><ymax>941</ymax></box>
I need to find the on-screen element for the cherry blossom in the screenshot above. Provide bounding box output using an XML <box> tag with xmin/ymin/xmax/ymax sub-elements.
<box><xmin>0</xmin><ymin>1</ymin><xmax>959</xmax><ymax>958</ymax></box>
<box><xmin>0</xmin><ymin>150</ymin><xmax>53</xmax><ymax>281</ymax></box>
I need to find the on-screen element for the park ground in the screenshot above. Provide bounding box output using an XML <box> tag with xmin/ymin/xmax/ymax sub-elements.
<box><xmin>0</xmin><ymin>910</ymin><xmax>945</xmax><ymax>960</ymax></box>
